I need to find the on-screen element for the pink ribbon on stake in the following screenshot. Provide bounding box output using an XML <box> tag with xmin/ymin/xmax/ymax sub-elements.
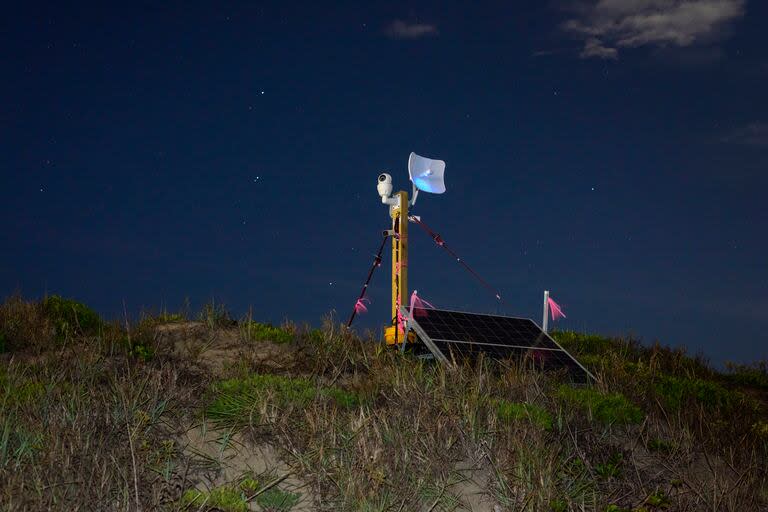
<box><xmin>547</xmin><ymin>297</ymin><xmax>566</xmax><ymax>321</ymax></box>
<box><xmin>395</xmin><ymin>291</ymin><xmax>436</xmax><ymax>337</ymax></box>
<box><xmin>395</xmin><ymin>297</ymin><xmax>406</xmax><ymax>334</ymax></box>
<box><xmin>409</xmin><ymin>290</ymin><xmax>435</xmax><ymax>318</ymax></box>
<box><xmin>354</xmin><ymin>298</ymin><xmax>370</xmax><ymax>315</ymax></box>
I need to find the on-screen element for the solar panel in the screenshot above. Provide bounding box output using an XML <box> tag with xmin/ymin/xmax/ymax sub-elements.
<box><xmin>402</xmin><ymin>306</ymin><xmax>593</xmax><ymax>383</ymax></box>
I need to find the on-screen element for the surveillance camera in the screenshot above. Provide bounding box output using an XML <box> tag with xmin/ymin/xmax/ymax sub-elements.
<box><xmin>377</xmin><ymin>173</ymin><xmax>393</xmax><ymax>199</ymax></box>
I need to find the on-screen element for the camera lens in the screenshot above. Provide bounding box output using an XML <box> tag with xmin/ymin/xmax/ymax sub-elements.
<box><xmin>378</xmin><ymin>174</ymin><xmax>387</xmax><ymax>182</ymax></box>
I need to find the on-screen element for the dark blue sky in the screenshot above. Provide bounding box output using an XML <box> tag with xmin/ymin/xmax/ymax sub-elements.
<box><xmin>2</xmin><ymin>1</ymin><xmax>766</xmax><ymax>364</ymax></box>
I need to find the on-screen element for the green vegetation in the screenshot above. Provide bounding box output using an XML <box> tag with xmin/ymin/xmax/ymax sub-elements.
<box><xmin>154</xmin><ymin>311</ymin><xmax>185</xmax><ymax>324</ymax></box>
<box><xmin>180</xmin><ymin>486</ymin><xmax>248</xmax><ymax>512</ymax></box>
<box><xmin>550</xmin><ymin>498</ymin><xmax>568</xmax><ymax>512</ymax></box>
<box><xmin>256</xmin><ymin>487</ymin><xmax>301</xmax><ymax>511</ymax></box>
<box><xmin>240</xmin><ymin>320</ymin><xmax>293</xmax><ymax>344</ymax></box>
<box><xmin>647</xmin><ymin>438</ymin><xmax>673</xmax><ymax>453</ymax></box>
<box><xmin>552</xmin><ymin>331</ymin><xmax>623</xmax><ymax>355</ymax></box>
<box><xmin>645</xmin><ymin>490</ymin><xmax>671</xmax><ymax>508</ymax></box>
<box><xmin>206</xmin><ymin>373</ymin><xmax>363</xmax><ymax>427</ymax></box>
<box><xmin>654</xmin><ymin>374</ymin><xmax>744</xmax><ymax>412</ymax></box>
<box><xmin>42</xmin><ymin>295</ymin><xmax>101</xmax><ymax>340</ymax></box>
<box><xmin>238</xmin><ymin>475</ymin><xmax>260</xmax><ymax>492</ymax></box>
<box><xmin>0</xmin><ymin>373</ymin><xmax>45</xmax><ymax>409</ymax></box>
<box><xmin>199</xmin><ymin>299</ymin><xmax>233</xmax><ymax>328</ymax></box>
<box><xmin>724</xmin><ymin>361</ymin><xmax>768</xmax><ymax>390</ymax></box>
<box><xmin>496</xmin><ymin>400</ymin><xmax>553</xmax><ymax>430</ymax></box>
<box><xmin>595</xmin><ymin>452</ymin><xmax>623</xmax><ymax>479</ymax></box>
<box><xmin>558</xmin><ymin>386</ymin><xmax>644</xmax><ymax>425</ymax></box>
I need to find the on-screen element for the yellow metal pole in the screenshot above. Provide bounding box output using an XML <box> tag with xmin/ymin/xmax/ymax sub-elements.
<box><xmin>390</xmin><ymin>190</ymin><xmax>408</xmax><ymax>325</ymax></box>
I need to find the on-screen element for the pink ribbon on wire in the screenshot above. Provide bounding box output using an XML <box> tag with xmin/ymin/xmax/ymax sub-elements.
<box><xmin>547</xmin><ymin>297</ymin><xmax>566</xmax><ymax>321</ymax></box>
<box><xmin>354</xmin><ymin>298</ymin><xmax>370</xmax><ymax>314</ymax></box>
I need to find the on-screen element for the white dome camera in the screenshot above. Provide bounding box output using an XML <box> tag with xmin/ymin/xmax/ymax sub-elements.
<box><xmin>377</xmin><ymin>173</ymin><xmax>393</xmax><ymax>199</ymax></box>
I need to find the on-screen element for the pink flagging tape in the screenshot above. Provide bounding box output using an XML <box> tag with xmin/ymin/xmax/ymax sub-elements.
<box><xmin>547</xmin><ymin>297</ymin><xmax>566</xmax><ymax>321</ymax></box>
<box><xmin>409</xmin><ymin>290</ymin><xmax>435</xmax><ymax>319</ymax></box>
<box><xmin>354</xmin><ymin>298</ymin><xmax>370</xmax><ymax>314</ymax></box>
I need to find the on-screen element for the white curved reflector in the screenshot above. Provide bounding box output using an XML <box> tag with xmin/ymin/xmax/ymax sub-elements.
<box><xmin>408</xmin><ymin>152</ymin><xmax>446</xmax><ymax>194</ymax></box>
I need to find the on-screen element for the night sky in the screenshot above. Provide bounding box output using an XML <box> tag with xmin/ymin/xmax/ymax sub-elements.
<box><xmin>2</xmin><ymin>2</ymin><xmax>766</xmax><ymax>364</ymax></box>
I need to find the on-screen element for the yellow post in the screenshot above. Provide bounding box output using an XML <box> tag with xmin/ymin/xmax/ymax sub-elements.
<box><xmin>390</xmin><ymin>190</ymin><xmax>408</xmax><ymax>323</ymax></box>
<box><xmin>383</xmin><ymin>190</ymin><xmax>413</xmax><ymax>345</ymax></box>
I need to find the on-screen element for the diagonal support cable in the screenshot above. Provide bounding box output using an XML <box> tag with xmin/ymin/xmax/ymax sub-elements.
<box><xmin>346</xmin><ymin>233</ymin><xmax>390</xmax><ymax>327</ymax></box>
<box><xmin>409</xmin><ymin>215</ymin><xmax>505</xmax><ymax>304</ymax></box>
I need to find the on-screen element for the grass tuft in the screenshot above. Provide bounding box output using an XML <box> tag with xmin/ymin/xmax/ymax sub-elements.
<box><xmin>256</xmin><ymin>486</ymin><xmax>301</xmax><ymax>511</ymax></box>
<box><xmin>558</xmin><ymin>386</ymin><xmax>644</xmax><ymax>425</ymax></box>
<box><xmin>495</xmin><ymin>400</ymin><xmax>553</xmax><ymax>430</ymax></box>
<box><xmin>653</xmin><ymin>374</ymin><xmax>745</xmax><ymax>412</ymax></box>
<box><xmin>206</xmin><ymin>373</ymin><xmax>362</xmax><ymax>427</ymax></box>
<box><xmin>199</xmin><ymin>299</ymin><xmax>233</xmax><ymax>329</ymax></box>
<box><xmin>180</xmin><ymin>486</ymin><xmax>248</xmax><ymax>512</ymax></box>
<box><xmin>240</xmin><ymin>320</ymin><xmax>294</xmax><ymax>344</ymax></box>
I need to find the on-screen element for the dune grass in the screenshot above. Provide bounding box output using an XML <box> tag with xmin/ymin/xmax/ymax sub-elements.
<box><xmin>0</xmin><ymin>295</ymin><xmax>765</xmax><ymax>510</ymax></box>
<box><xmin>206</xmin><ymin>373</ymin><xmax>364</xmax><ymax>428</ymax></box>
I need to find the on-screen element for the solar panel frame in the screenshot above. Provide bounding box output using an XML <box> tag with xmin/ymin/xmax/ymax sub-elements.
<box><xmin>401</xmin><ymin>306</ymin><xmax>594</xmax><ymax>382</ymax></box>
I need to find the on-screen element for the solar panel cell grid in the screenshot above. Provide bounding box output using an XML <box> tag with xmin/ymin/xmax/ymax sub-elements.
<box><xmin>406</xmin><ymin>307</ymin><xmax>592</xmax><ymax>382</ymax></box>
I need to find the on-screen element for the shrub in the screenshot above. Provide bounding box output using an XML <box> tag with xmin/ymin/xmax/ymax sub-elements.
<box><xmin>42</xmin><ymin>295</ymin><xmax>101</xmax><ymax>340</ymax></box>
<box><xmin>496</xmin><ymin>400</ymin><xmax>553</xmax><ymax>430</ymax></box>
<box><xmin>723</xmin><ymin>361</ymin><xmax>768</xmax><ymax>390</ymax></box>
<box><xmin>558</xmin><ymin>386</ymin><xmax>644</xmax><ymax>425</ymax></box>
<box><xmin>0</xmin><ymin>296</ymin><xmax>53</xmax><ymax>351</ymax></box>
<box><xmin>653</xmin><ymin>375</ymin><xmax>744</xmax><ymax>412</ymax></box>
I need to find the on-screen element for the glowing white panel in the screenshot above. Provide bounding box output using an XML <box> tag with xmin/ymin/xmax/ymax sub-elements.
<box><xmin>408</xmin><ymin>152</ymin><xmax>446</xmax><ymax>194</ymax></box>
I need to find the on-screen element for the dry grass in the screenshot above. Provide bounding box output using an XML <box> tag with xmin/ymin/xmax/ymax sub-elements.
<box><xmin>0</xmin><ymin>296</ymin><xmax>766</xmax><ymax>511</ymax></box>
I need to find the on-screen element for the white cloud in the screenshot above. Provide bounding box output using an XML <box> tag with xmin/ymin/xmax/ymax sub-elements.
<box><xmin>385</xmin><ymin>19</ymin><xmax>438</xmax><ymax>40</ymax></box>
<box><xmin>581</xmin><ymin>37</ymin><xmax>619</xmax><ymax>59</ymax></box>
<box><xmin>563</xmin><ymin>0</ymin><xmax>745</xmax><ymax>59</ymax></box>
